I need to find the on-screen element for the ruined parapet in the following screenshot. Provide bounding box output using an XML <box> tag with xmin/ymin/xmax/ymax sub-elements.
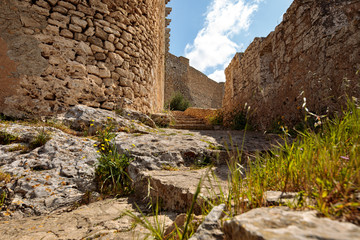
<box><xmin>0</xmin><ymin>0</ymin><xmax>170</xmax><ymax>118</ymax></box>
<box><xmin>223</xmin><ymin>0</ymin><xmax>360</xmax><ymax>130</ymax></box>
<box><xmin>165</xmin><ymin>53</ymin><xmax>224</xmax><ymax>109</ymax></box>
<box><xmin>165</xmin><ymin>7</ymin><xmax>172</xmax><ymax>52</ymax></box>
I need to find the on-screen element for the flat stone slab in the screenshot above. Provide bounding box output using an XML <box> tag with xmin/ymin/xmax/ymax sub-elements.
<box><xmin>0</xmin><ymin>198</ymin><xmax>174</xmax><ymax>240</ymax></box>
<box><xmin>223</xmin><ymin>207</ymin><xmax>360</xmax><ymax>240</ymax></box>
<box><xmin>134</xmin><ymin>166</ymin><xmax>229</xmax><ymax>214</ymax></box>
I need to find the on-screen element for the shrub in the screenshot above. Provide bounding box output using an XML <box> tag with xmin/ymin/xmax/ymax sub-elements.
<box><xmin>207</xmin><ymin>111</ymin><xmax>223</xmax><ymax>126</ymax></box>
<box><xmin>167</xmin><ymin>92</ymin><xmax>190</xmax><ymax>111</ymax></box>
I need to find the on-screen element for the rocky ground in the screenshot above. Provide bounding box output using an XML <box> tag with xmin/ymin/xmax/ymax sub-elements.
<box><xmin>0</xmin><ymin>105</ymin><xmax>359</xmax><ymax>239</ymax></box>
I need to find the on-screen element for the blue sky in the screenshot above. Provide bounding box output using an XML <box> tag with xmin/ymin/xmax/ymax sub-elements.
<box><xmin>167</xmin><ymin>0</ymin><xmax>293</xmax><ymax>82</ymax></box>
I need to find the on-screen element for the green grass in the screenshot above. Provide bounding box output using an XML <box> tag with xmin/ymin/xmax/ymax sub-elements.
<box><xmin>218</xmin><ymin>99</ymin><xmax>360</xmax><ymax>224</ymax></box>
<box><xmin>124</xmin><ymin>170</ymin><xmax>207</xmax><ymax>240</ymax></box>
<box><xmin>0</xmin><ymin>131</ymin><xmax>19</xmax><ymax>145</ymax></box>
<box><xmin>29</xmin><ymin>128</ymin><xmax>51</xmax><ymax>149</ymax></box>
<box><xmin>207</xmin><ymin>111</ymin><xmax>223</xmax><ymax>126</ymax></box>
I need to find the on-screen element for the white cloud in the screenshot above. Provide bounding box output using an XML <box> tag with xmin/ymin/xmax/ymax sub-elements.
<box><xmin>185</xmin><ymin>0</ymin><xmax>260</xmax><ymax>82</ymax></box>
<box><xmin>208</xmin><ymin>69</ymin><xmax>226</xmax><ymax>82</ymax></box>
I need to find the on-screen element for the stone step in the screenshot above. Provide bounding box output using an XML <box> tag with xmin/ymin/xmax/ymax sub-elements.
<box><xmin>134</xmin><ymin>167</ymin><xmax>229</xmax><ymax>214</ymax></box>
<box><xmin>173</xmin><ymin>116</ymin><xmax>202</xmax><ymax>121</ymax></box>
<box><xmin>170</xmin><ymin>124</ymin><xmax>214</xmax><ymax>130</ymax></box>
<box><xmin>175</xmin><ymin>120</ymin><xmax>206</xmax><ymax>124</ymax></box>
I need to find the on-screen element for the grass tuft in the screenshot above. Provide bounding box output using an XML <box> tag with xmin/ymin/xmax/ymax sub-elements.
<box><xmin>29</xmin><ymin>128</ymin><xmax>51</xmax><ymax>149</ymax></box>
<box><xmin>0</xmin><ymin>131</ymin><xmax>19</xmax><ymax>145</ymax></box>
<box><xmin>223</xmin><ymin>99</ymin><xmax>360</xmax><ymax>224</ymax></box>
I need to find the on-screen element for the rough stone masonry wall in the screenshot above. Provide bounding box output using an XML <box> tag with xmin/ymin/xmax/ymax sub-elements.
<box><xmin>223</xmin><ymin>0</ymin><xmax>360</xmax><ymax>130</ymax></box>
<box><xmin>165</xmin><ymin>53</ymin><xmax>224</xmax><ymax>109</ymax></box>
<box><xmin>0</xmin><ymin>0</ymin><xmax>169</xmax><ymax>118</ymax></box>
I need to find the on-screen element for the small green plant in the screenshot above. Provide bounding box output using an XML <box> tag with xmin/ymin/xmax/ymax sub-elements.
<box><xmin>125</xmin><ymin>199</ymin><xmax>168</xmax><ymax>240</ymax></box>
<box><xmin>0</xmin><ymin>131</ymin><xmax>19</xmax><ymax>145</ymax></box>
<box><xmin>94</xmin><ymin>121</ymin><xmax>133</xmax><ymax>195</ymax></box>
<box><xmin>29</xmin><ymin>128</ymin><xmax>51</xmax><ymax>149</ymax></box>
<box><xmin>6</xmin><ymin>144</ymin><xmax>28</xmax><ymax>153</ymax></box>
<box><xmin>207</xmin><ymin>111</ymin><xmax>223</xmax><ymax>126</ymax></box>
<box><xmin>192</xmin><ymin>156</ymin><xmax>213</xmax><ymax>169</ymax></box>
<box><xmin>95</xmin><ymin>146</ymin><xmax>133</xmax><ymax>195</ymax></box>
<box><xmin>167</xmin><ymin>92</ymin><xmax>190</xmax><ymax>111</ymax></box>
<box><xmin>0</xmin><ymin>171</ymin><xmax>11</xmax><ymax>184</ymax></box>
<box><xmin>0</xmin><ymin>191</ymin><xmax>6</xmax><ymax>208</ymax></box>
<box><xmin>215</xmin><ymin>98</ymin><xmax>360</xmax><ymax>223</ymax></box>
<box><xmin>125</xmin><ymin>170</ymin><xmax>208</xmax><ymax>240</ymax></box>
<box><xmin>161</xmin><ymin>164</ymin><xmax>179</xmax><ymax>171</ymax></box>
<box><xmin>231</xmin><ymin>110</ymin><xmax>249</xmax><ymax>130</ymax></box>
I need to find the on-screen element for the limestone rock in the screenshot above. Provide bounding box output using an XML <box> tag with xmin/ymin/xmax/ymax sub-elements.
<box><xmin>0</xmin><ymin>198</ymin><xmax>172</xmax><ymax>240</ymax></box>
<box><xmin>57</xmin><ymin>105</ymin><xmax>153</xmax><ymax>135</ymax></box>
<box><xmin>151</xmin><ymin>113</ymin><xmax>173</xmax><ymax>127</ymax></box>
<box><xmin>189</xmin><ymin>204</ymin><xmax>226</xmax><ymax>240</ymax></box>
<box><xmin>223</xmin><ymin>207</ymin><xmax>360</xmax><ymax>240</ymax></box>
<box><xmin>115</xmin><ymin>129</ymin><xmax>221</xmax><ymax>176</ymax></box>
<box><xmin>0</xmin><ymin>123</ymin><xmax>99</xmax><ymax>217</ymax></box>
<box><xmin>119</xmin><ymin>108</ymin><xmax>156</xmax><ymax>128</ymax></box>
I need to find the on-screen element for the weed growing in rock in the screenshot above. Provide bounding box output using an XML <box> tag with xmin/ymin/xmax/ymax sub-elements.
<box><xmin>0</xmin><ymin>131</ymin><xmax>19</xmax><ymax>145</ymax></box>
<box><xmin>0</xmin><ymin>171</ymin><xmax>11</xmax><ymax>184</ymax></box>
<box><xmin>96</xmin><ymin>147</ymin><xmax>132</xmax><ymax>195</ymax></box>
<box><xmin>161</xmin><ymin>164</ymin><xmax>179</xmax><ymax>171</ymax></box>
<box><xmin>167</xmin><ymin>92</ymin><xmax>190</xmax><ymax>111</ymax></box>
<box><xmin>207</xmin><ymin>110</ymin><xmax>223</xmax><ymax>126</ymax></box>
<box><xmin>6</xmin><ymin>144</ymin><xmax>28</xmax><ymax>153</ymax></box>
<box><xmin>94</xmin><ymin>122</ymin><xmax>133</xmax><ymax>195</ymax></box>
<box><xmin>207</xmin><ymin>99</ymin><xmax>360</xmax><ymax>224</ymax></box>
<box><xmin>29</xmin><ymin>128</ymin><xmax>51</xmax><ymax>149</ymax></box>
<box><xmin>192</xmin><ymin>156</ymin><xmax>213</xmax><ymax>169</ymax></box>
<box><xmin>125</xmin><ymin>170</ymin><xmax>207</xmax><ymax>239</ymax></box>
<box><xmin>0</xmin><ymin>191</ymin><xmax>6</xmax><ymax>208</ymax></box>
<box><xmin>125</xmin><ymin>200</ymin><xmax>168</xmax><ymax>240</ymax></box>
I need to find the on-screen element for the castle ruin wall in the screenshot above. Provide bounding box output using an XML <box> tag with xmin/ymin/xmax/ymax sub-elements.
<box><xmin>223</xmin><ymin>0</ymin><xmax>360</xmax><ymax>130</ymax></box>
<box><xmin>0</xmin><ymin>0</ymin><xmax>169</xmax><ymax>118</ymax></box>
<box><xmin>165</xmin><ymin>53</ymin><xmax>224</xmax><ymax>109</ymax></box>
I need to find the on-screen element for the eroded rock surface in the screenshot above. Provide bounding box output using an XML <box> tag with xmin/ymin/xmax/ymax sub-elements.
<box><xmin>223</xmin><ymin>207</ymin><xmax>360</xmax><ymax>240</ymax></box>
<box><xmin>0</xmin><ymin>122</ymin><xmax>99</xmax><ymax>217</ymax></box>
<box><xmin>189</xmin><ymin>204</ymin><xmax>226</xmax><ymax>240</ymax></box>
<box><xmin>58</xmin><ymin>105</ymin><xmax>153</xmax><ymax>134</ymax></box>
<box><xmin>0</xmin><ymin>198</ymin><xmax>174</xmax><ymax>240</ymax></box>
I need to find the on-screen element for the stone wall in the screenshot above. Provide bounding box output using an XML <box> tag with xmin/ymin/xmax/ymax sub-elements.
<box><xmin>0</xmin><ymin>0</ymin><xmax>170</xmax><ymax>118</ymax></box>
<box><xmin>223</xmin><ymin>0</ymin><xmax>360</xmax><ymax>130</ymax></box>
<box><xmin>165</xmin><ymin>53</ymin><xmax>224</xmax><ymax>109</ymax></box>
